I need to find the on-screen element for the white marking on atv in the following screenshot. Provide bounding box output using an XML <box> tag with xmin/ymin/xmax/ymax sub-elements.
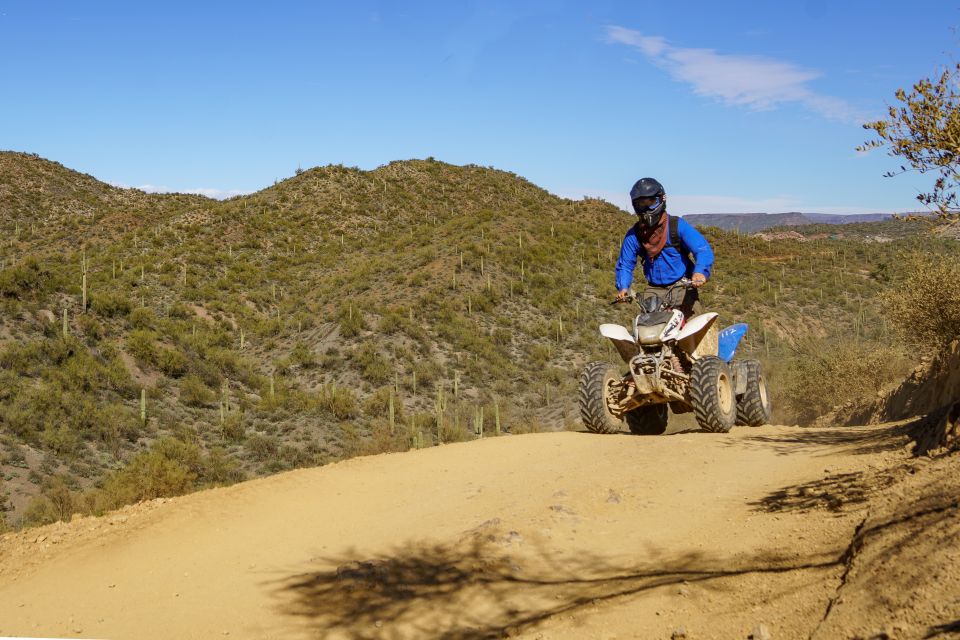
<box><xmin>659</xmin><ymin>310</ymin><xmax>684</xmax><ymax>342</ymax></box>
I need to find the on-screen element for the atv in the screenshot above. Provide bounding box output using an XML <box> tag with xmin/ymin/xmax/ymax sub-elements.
<box><xmin>578</xmin><ymin>278</ymin><xmax>771</xmax><ymax>435</ymax></box>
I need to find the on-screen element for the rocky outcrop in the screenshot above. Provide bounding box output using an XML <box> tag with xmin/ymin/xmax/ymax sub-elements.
<box><xmin>909</xmin><ymin>400</ymin><xmax>960</xmax><ymax>456</ymax></box>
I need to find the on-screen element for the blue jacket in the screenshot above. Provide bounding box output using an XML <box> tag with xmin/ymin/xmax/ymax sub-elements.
<box><xmin>615</xmin><ymin>215</ymin><xmax>714</xmax><ymax>289</ymax></box>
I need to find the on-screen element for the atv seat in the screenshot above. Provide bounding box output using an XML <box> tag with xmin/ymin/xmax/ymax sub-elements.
<box><xmin>635</xmin><ymin>311</ymin><xmax>675</xmax><ymax>327</ymax></box>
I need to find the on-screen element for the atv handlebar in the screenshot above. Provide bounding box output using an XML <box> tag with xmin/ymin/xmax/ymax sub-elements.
<box><xmin>611</xmin><ymin>278</ymin><xmax>694</xmax><ymax>305</ymax></box>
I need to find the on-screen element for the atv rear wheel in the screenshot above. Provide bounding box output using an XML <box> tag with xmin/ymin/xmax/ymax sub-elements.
<box><xmin>736</xmin><ymin>359</ymin><xmax>771</xmax><ymax>427</ymax></box>
<box><xmin>578</xmin><ymin>362</ymin><xmax>623</xmax><ymax>434</ymax></box>
<box><xmin>625</xmin><ymin>404</ymin><xmax>669</xmax><ymax>435</ymax></box>
<box><xmin>689</xmin><ymin>356</ymin><xmax>736</xmax><ymax>433</ymax></box>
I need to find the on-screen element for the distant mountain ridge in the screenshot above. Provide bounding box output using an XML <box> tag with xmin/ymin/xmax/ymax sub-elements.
<box><xmin>681</xmin><ymin>211</ymin><xmax>899</xmax><ymax>232</ymax></box>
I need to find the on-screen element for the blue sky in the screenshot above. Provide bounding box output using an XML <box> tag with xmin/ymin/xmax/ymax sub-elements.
<box><xmin>1</xmin><ymin>1</ymin><xmax>957</xmax><ymax>213</ymax></box>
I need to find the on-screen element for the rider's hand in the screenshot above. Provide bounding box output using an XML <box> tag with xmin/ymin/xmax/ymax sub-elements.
<box><xmin>616</xmin><ymin>289</ymin><xmax>630</xmax><ymax>300</ymax></box>
<box><xmin>691</xmin><ymin>273</ymin><xmax>707</xmax><ymax>288</ymax></box>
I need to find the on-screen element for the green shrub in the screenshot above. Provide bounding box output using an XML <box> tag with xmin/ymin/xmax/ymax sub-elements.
<box><xmin>206</xmin><ymin>347</ymin><xmax>251</xmax><ymax>381</ymax></box>
<box><xmin>350</xmin><ymin>420</ymin><xmax>410</xmax><ymax>456</ymax></box>
<box><xmin>180</xmin><ymin>375</ymin><xmax>214</xmax><ymax>407</ymax></box>
<box><xmin>127</xmin><ymin>330</ymin><xmax>158</xmax><ymax>365</ymax></box>
<box><xmin>338</xmin><ymin>304</ymin><xmax>367</xmax><ymax>337</ymax></box>
<box><xmin>355</xmin><ymin>342</ymin><xmax>391</xmax><ymax>384</ymax></box>
<box><xmin>189</xmin><ymin>357</ymin><xmax>222</xmax><ymax>388</ymax></box>
<box><xmin>363</xmin><ymin>386</ymin><xmax>403</xmax><ymax>420</ymax></box>
<box><xmin>0</xmin><ymin>258</ymin><xmax>53</xmax><ymax>299</ymax></box>
<box><xmin>129</xmin><ymin>307</ymin><xmax>157</xmax><ymax>329</ymax></box>
<box><xmin>168</xmin><ymin>303</ymin><xmax>193</xmax><ymax>319</ymax></box>
<box><xmin>376</xmin><ymin>309</ymin><xmax>404</xmax><ymax>334</ymax></box>
<box><xmin>156</xmin><ymin>347</ymin><xmax>188</xmax><ymax>377</ymax></box>
<box><xmin>880</xmin><ymin>254</ymin><xmax>960</xmax><ymax>349</ymax></box>
<box><xmin>221</xmin><ymin>411</ymin><xmax>246</xmax><ymax>442</ymax></box>
<box><xmin>315</xmin><ymin>384</ymin><xmax>358</xmax><ymax>419</ymax></box>
<box><xmin>90</xmin><ymin>291</ymin><xmax>131</xmax><ymax>317</ymax></box>
<box><xmin>291</xmin><ymin>342</ymin><xmax>317</xmax><ymax>368</ymax></box>
<box><xmin>21</xmin><ymin>475</ymin><xmax>83</xmax><ymax>526</ymax></box>
<box><xmin>77</xmin><ymin>314</ymin><xmax>105</xmax><ymax>342</ymax></box>
<box><xmin>245</xmin><ymin>433</ymin><xmax>278</xmax><ymax>461</ymax></box>
<box><xmin>204</xmin><ymin>447</ymin><xmax>246</xmax><ymax>484</ymax></box>
<box><xmin>781</xmin><ymin>339</ymin><xmax>910</xmax><ymax>424</ymax></box>
<box><xmin>94</xmin><ymin>437</ymin><xmax>205</xmax><ymax>511</ymax></box>
<box><xmin>412</xmin><ymin>359</ymin><xmax>441</xmax><ymax>390</ymax></box>
<box><xmin>94</xmin><ymin>403</ymin><xmax>140</xmax><ymax>448</ymax></box>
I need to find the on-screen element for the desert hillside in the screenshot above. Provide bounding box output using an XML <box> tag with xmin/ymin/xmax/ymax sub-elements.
<box><xmin>3</xmin><ymin>152</ymin><xmax>956</xmax><ymax>531</ymax></box>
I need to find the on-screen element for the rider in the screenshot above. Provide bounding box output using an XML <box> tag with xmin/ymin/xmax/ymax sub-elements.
<box><xmin>615</xmin><ymin>177</ymin><xmax>714</xmax><ymax>319</ymax></box>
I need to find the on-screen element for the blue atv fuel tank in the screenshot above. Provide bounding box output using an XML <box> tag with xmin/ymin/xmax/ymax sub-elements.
<box><xmin>718</xmin><ymin>323</ymin><xmax>748</xmax><ymax>362</ymax></box>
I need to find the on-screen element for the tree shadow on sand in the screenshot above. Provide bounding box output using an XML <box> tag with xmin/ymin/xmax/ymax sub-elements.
<box><xmin>268</xmin><ymin>535</ymin><xmax>841</xmax><ymax>640</ymax></box>
<box><xmin>266</xmin><ymin>474</ymin><xmax>960</xmax><ymax>639</ymax></box>
<box><xmin>751</xmin><ymin>469</ymin><xmax>898</xmax><ymax>514</ymax></box>
<box><xmin>760</xmin><ymin>465</ymin><xmax>960</xmax><ymax>639</ymax></box>
<box><xmin>732</xmin><ymin>424</ymin><xmax>913</xmax><ymax>458</ymax></box>
<box><xmin>925</xmin><ymin>619</ymin><xmax>960</xmax><ymax>638</ymax></box>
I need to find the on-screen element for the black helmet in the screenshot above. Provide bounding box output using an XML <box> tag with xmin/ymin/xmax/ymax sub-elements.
<box><xmin>630</xmin><ymin>177</ymin><xmax>666</xmax><ymax>228</ymax></box>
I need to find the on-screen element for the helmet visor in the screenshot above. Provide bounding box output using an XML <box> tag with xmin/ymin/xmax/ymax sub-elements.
<box><xmin>632</xmin><ymin>196</ymin><xmax>662</xmax><ymax>215</ymax></box>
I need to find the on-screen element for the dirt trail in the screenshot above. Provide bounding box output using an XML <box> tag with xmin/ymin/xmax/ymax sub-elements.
<box><xmin>0</xmin><ymin>423</ymin><xmax>954</xmax><ymax>639</ymax></box>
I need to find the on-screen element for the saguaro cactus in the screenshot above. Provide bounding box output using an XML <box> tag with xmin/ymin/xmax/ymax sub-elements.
<box><xmin>435</xmin><ymin>385</ymin><xmax>446</xmax><ymax>444</ymax></box>
<box><xmin>389</xmin><ymin>388</ymin><xmax>395</xmax><ymax>433</ymax></box>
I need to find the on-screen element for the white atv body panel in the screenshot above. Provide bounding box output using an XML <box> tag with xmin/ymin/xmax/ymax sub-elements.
<box><xmin>676</xmin><ymin>312</ymin><xmax>718</xmax><ymax>341</ymax></box>
<box><xmin>676</xmin><ymin>312</ymin><xmax>719</xmax><ymax>360</ymax></box>
<box><xmin>600</xmin><ymin>323</ymin><xmax>635</xmax><ymax>342</ymax></box>
<box><xmin>600</xmin><ymin>323</ymin><xmax>641</xmax><ymax>363</ymax></box>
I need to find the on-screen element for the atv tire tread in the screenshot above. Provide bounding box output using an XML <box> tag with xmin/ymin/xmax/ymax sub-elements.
<box><xmin>736</xmin><ymin>359</ymin><xmax>771</xmax><ymax>427</ymax></box>
<box><xmin>625</xmin><ymin>404</ymin><xmax>669</xmax><ymax>435</ymax></box>
<box><xmin>578</xmin><ymin>362</ymin><xmax>623</xmax><ymax>434</ymax></box>
<box><xmin>689</xmin><ymin>356</ymin><xmax>736</xmax><ymax>433</ymax></box>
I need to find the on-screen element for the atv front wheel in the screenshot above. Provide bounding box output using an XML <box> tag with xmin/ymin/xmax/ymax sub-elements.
<box><xmin>736</xmin><ymin>359</ymin><xmax>771</xmax><ymax>427</ymax></box>
<box><xmin>578</xmin><ymin>362</ymin><xmax>623</xmax><ymax>434</ymax></box>
<box><xmin>690</xmin><ymin>356</ymin><xmax>736</xmax><ymax>433</ymax></box>
<box><xmin>625</xmin><ymin>404</ymin><xmax>669</xmax><ymax>435</ymax></box>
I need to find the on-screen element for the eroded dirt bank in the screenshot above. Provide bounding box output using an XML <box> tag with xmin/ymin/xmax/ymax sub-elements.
<box><xmin>0</xmin><ymin>423</ymin><xmax>957</xmax><ymax>640</ymax></box>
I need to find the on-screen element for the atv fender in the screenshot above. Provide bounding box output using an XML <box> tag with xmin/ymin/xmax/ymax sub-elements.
<box><xmin>600</xmin><ymin>323</ymin><xmax>640</xmax><ymax>363</ymax></box>
<box><xmin>676</xmin><ymin>312</ymin><xmax>719</xmax><ymax>360</ymax></box>
<box><xmin>718</xmin><ymin>323</ymin><xmax>748</xmax><ymax>362</ymax></box>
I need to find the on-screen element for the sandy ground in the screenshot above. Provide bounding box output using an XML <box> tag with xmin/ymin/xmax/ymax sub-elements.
<box><xmin>0</xmin><ymin>422</ymin><xmax>956</xmax><ymax>640</ymax></box>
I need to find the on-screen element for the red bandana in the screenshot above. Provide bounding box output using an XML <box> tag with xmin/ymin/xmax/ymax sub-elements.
<box><xmin>637</xmin><ymin>213</ymin><xmax>669</xmax><ymax>261</ymax></box>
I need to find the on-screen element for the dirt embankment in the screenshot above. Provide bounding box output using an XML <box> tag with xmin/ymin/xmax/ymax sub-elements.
<box><xmin>827</xmin><ymin>339</ymin><xmax>960</xmax><ymax>453</ymax></box>
<box><xmin>1</xmin><ymin>418</ymin><xmax>958</xmax><ymax>640</ymax></box>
